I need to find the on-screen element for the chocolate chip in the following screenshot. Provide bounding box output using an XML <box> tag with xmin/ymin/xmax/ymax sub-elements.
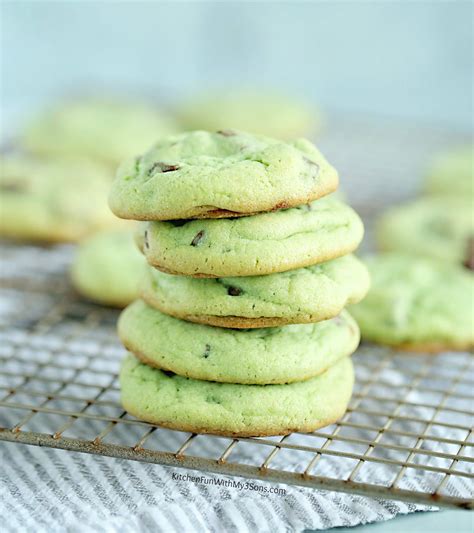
<box><xmin>161</xmin><ymin>370</ymin><xmax>175</xmax><ymax>377</ymax></box>
<box><xmin>216</xmin><ymin>129</ymin><xmax>236</xmax><ymax>137</ymax></box>
<box><xmin>463</xmin><ymin>236</ymin><xmax>474</xmax><ymax>271</ymax></box>
<box><xmin>203</xmin><ymin>344</ymin><xmax>211</xmax><ymax>358</ymax></box>
<box><xmin>144</xmin><ymin>229</ymin><xmax>150</xmax><ymax>249</ymax></box>
<box><xmin>191</xmin><ymin>230</ymin><xmax>205</xmax><ymax>247</ymax></box>
<box><xmin>148</xmin><ymin>162</ymin><xmax>180</xmax><ymax>176</ymax></box>
<box><xmin>215</xmin><ymin>279</ymin><xmax>243</xmax><ymax>295</ymax></box>
<box><xmin>227</xmin><ymin>286</ymin><xmax>242</xmax><ymax>296</ymax></box>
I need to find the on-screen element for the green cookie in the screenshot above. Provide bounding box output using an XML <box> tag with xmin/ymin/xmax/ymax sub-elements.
<box><xmin>118</xmin><ymin>300</ymin><xmax>360</xmax><ymax>384</ymax></box>
<box><xmin>71</xmin><ymin>229</ymin><xmax>145</xmax><ymax>307</ymax></box>
<box><xmin>176</xmin><ymin>90</ymin><xmax>318</xmax><ymax>140</ymax></box>
<box><xmin>120</xmin><ymin>353</ymin><xmax>354</xmax><ymax>437</ymax></box>
<box><xmin>137</xmin><ymin>197</ymin><xmax>364</xmax><ymax>277</ymax></box>
<box><xmin>0</xmin><ymin>156</ymin><xmax>118</xmax><ymax>243</ymax></box>
<box><xmin>23</xmin><ymin>99</ymin><xmax>177</xmax><ymax>166</ymax></box>
<box><xmin>350</xmin><ymin>253</ymin><xmax>474</xmax><ymax>352</ymax></box>
<box><xmin>141</xmin><ymin>254</ymin><xmax>370</xmax><ymax>327</ymax></box>
<box><xmin>377</xmin><ymin>197</ymin><xmax>473</xmax><ymax>264</ymax></box>
<box><xmin>109</xmin><ymin>130</ymin><xmax>338</xmax><ymax>220</ymax></box>
<box><xmin>425</xmin><ymin>145</ymin><xmax>473</xmax><ymax>198</ymax></box>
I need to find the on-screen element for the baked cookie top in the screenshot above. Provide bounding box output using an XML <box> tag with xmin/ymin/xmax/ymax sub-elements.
<box><xmin>350</xmin><ymin>253</ymin><xmax>474</xmax><ymax>351</ymax></box>
<box><xmin>109</xmin><ymin>130</ymin><xmax>338</xmax><ymax>220</ymax></box>
<box><xmin>141</xmin><ymin>254</ymin><xmax>370</xmax><ymax>328</ymax></box>
<box><xmin>23</xmin><ymin>99</ymin><xmax>177</xmax><ymax>166</ymax></box>
<box><xmin>71</xmin><ymin>229</ymin><xmax>145</xmax><ymax>308</ymax></box>
<box><xmin>118</xmin><ymin>300</ymin><xmax>360</xmax><ymax>384</ymax></box>
<box><xmin>137</xmin><ymin>197</ymin><xmax>364</xmax><ymax>277</ymax></box>
<box><xmin>0</xmin><ymin>156</ymin><xmax>118</xmax><ymax>242</ymax></box>
<box><xmin>176</xmin><ymin>90</ymin><xmax>318</xmax><ymax>140</ymax></box>
<box><xmin>425</xmin><ymin>145</ymin><xmax>473</xmax><ymax>198</ymax></box>
<box><xmin>120</xmin><ymin>354</ymin><xmax>354</xmax><ymax>437</ymax></box>
<box><xmin>377</xmin><ymin>197</ymin><xmax>473</xmax><ymax>264</ymax></box>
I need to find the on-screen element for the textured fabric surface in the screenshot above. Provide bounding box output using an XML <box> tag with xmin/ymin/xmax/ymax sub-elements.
<box><xmin>0</xmin><ymin>441</ymin><xmax>431</xmax><ymax>532</ymax></box>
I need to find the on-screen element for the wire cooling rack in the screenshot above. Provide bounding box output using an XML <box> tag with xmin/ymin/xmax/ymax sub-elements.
<box><xmin>0</xmin><ymin>241</ymin><xmax>472</xmax><ymax>510</ymax></box>
<box><xmin>0</xmin><ymin>118</ymin><xmax>473</xmax><ymax>510</ymax></box>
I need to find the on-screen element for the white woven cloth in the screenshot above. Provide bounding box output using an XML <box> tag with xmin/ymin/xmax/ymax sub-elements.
<box><xmin>0</xmin><ymin>440</ymin><xmax>431</xmax><ymax>532</ymax></box>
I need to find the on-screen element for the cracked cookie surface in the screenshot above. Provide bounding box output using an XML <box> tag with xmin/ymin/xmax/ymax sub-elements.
<box><xmin>109</xmin><ymin>130</ymin><xmax>338</xmax><ymax>220</ymax></box>
<box><xmin>137</xmin><ymin>196</ymin><xmax>364</xmax><ymax>277</ymax></box>
<box><xmin>141</xmin><ymin>254</ymin><xmax>370</xmax><ymax>327</ymax></box>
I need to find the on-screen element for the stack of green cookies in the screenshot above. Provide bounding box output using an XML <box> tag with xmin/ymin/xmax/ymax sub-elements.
<box><xmin>109</xmin><ymin>130</ymin><xmax>369</xmax><ymax>437</ymax></box>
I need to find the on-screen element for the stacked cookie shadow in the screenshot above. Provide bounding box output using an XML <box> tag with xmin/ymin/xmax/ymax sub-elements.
<box><xmin>109</xmin><ymin>130</ymin><xmax>370</xmax><ymax>437</ymax></box>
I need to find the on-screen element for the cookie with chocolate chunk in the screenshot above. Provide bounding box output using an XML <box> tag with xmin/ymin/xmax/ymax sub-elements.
<box><xmin>120</xmin><ymin>353</ymin><xmax>354</xmax><ymax>437</ymax></box>
<box><xmin>109</xmin><ymin>130</ymin><xmax>338</xmax><ymax>220</ymax></box>
<box><xmin>376</xmin><ymin>197</ymin><xmax>473</xmax><ymax>264</ymax></box>
<box><xmin>0</xmin><ymin>156</ymin><xmax>118</xmax><ymax>242</ymax></box>
<box><xmin>350</xmin><ymin>253</ymin><xmax>474</xmax><ymax>352</ymax></box>
<box><xmin>140</xmin><ymin>254</ymin><xmax>370</xmax><ymax>327</ymax></box>
<box><xmin>136</xmin><ymin>196</ymin><xmax>364</xmax><ymax>277</ymax></box>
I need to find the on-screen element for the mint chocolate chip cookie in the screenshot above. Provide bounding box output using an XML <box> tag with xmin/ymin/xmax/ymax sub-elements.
<box><xmin>120</xmin><ymin>353</ymin><xmax>354</xmax><ymax>436</ymax></box>
<box><xmin>376</xmin><ymin>197</ymin><xmax>473</xmax><ymax>264</ymax></box>
<box><xmin>177</xmin><ymin>90</ymin><xmax>318</xmax><ymax>140</ymax></box>
<box><xmin>109</xmin><ymin>130</ymin><xmax>338</xmax><ymax>220</ymax></box>
<box><xmin>141</xmin><ymin>254</ymin><xmax>370</xmax><ymax>327</ymax></box>
<box><xmin>71</xmin><ymin>229</ymin><xmax>145</xmax><ymax>307</ymax></box>
<box><xmin>137</xmin><ymin>197</ymin><xmax>364</xmax><ymax>277</ymax></box>
<box><xmin>350</xmin><ymin>253</ymin><xmax>474</xmax><ymax>352</ymax></box>
<box><xmin>0</xmin><ymin>156</ymin><xmax>117</xmax><ymax>243</ymax></box>
<box><xmin>119</xmin><ymin>300</ymin><xmax>359</xmax><ymax>384</ymax></box>
<box><xmin>23</xmin><ymin>99</ymin><xmax>177</xmax><ymax>166</ymax></box>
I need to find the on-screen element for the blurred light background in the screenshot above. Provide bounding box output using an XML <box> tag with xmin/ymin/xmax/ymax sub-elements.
<box><xmin>2</xmin><ymin>0</ymin><xmax>473</xmax><ymax>133</ymax></box>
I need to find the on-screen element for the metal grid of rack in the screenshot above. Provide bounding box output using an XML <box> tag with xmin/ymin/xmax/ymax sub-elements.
<box><xmin>0</xmin><ymin>241</ymin><xmax>472</xmax><ymax>510</ymax></box>
<box><xmin>0</xmin><ymin>118</ymin><xmax>472</xmax><ymax>509</ymax></box>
